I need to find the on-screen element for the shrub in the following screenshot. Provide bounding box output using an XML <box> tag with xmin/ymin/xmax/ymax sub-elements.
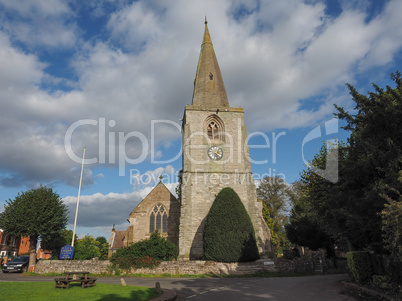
<box><xmin>371</xmin><ymin>275</ymin><xmax>398</xmax><ymax>292</ymax></box>
<box><xmin>346</xmin><ymin>251</ymin><xmax>373</xmax><ymax>283</ymax></box>
<box><xmin>203</xmin><ymin>187</ymin><xmax>260</xmax><ymax>262</ymax></box>
<box><xmin>110</xmin><ymin>231</ymin><xmax>178</xmax><ymax>270</ymax></box>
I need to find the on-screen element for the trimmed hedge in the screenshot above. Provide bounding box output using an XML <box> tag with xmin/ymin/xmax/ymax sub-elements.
<box><xmin>203</xmin><ymin>187</ymin><xmax>259</xmax><ymax>262</ymax></box>
<box><xmin>110</xmin><ymin>231</ymin><xmax>178</xmax><ymax>270</ymax></box>
<box><xmin>346</xmin><ymin>251</ymin><xmax>373</xmax><ymax>283</ymax></box>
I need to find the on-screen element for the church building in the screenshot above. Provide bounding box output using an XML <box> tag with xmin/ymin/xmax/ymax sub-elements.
<box><xmin>109</xmin><ymin>21</ymin><xmax>272</xmax><ymax>259</ymax></box>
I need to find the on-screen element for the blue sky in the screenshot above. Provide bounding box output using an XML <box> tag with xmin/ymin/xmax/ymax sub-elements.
<box><xmin>0</xmin><ymin>0</ymin><xmax>401</xmax><ymax>240</ymax></box>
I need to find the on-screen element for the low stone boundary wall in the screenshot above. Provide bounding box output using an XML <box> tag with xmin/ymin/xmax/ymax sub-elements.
<box><xmin>35</xmin><ymin>258</ymin><xmax>317</xmax><ymax>275</ymax></box>
<box><xmin>35</xmin><ymin>260</ymin><xmax>111</xmax><ymax>274</ymax></box>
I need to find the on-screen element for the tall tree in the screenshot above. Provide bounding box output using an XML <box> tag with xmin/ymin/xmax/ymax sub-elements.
<box><xmin>286</xmin><ymin>180</ymin><xmax>334</xmax><ymax>254</ymax></box>
<box><xmin>291</xmin><ymin>72</ymin><xmax>402</xmax><ymax>253</ymax></box>
<box><xmin>96</xmin><ymin>236</ymin><xmax>109</xmax><ymax>260</ymax></box>
<box><xmin>257</xmin><ymin>176</ymin><xmax>292</xmax><ymax>256</ymax></box>
<box><xmin>298</xmin><ymin>142</ymin><xmax>352</xmax><ymax>249</ymax></box>
<box><xmin>0</xmin><ymin>186</ymin><xmax>68</xmax><ymax>267</ymax></box>
<box><xmin>334</xmin><ymin>72</ymin><xmax>402</xmax><ymax>252</ymax></box>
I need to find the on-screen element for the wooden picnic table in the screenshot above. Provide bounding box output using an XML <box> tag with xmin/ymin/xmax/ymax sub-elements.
<box><xmin>54</xmin><ymin>271</ymin><xmax>97</xmax><ymax>289</ymax></box>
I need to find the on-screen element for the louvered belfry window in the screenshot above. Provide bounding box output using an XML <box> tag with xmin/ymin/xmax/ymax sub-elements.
<box><xmin>205</xmin><ymin>115</ymin><xmax>225</xmax><ymax>142</ymax></box>
<box><xmin>149</xmin><ymin>204</ymin><xmax>168</xmax><ymax>233</ymax></box>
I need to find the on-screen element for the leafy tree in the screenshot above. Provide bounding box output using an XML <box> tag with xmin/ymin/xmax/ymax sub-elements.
<box><xmin>0</xmin><ymin>186</ymin><xmax>68</xmax><ymax>267</ymax></box>
<box><xmin>96</xmin><ymin>236</ymin><xmax>107</xmax><ymax>244</ymax></box>
<box><xmin>96</xmin><ymin>236</ymin><xmax>109</xmax><ymax>260</ymax></box>
<box><xmin>203</xmin><ymin>187</ymin><xmax>259</xmax><ymax>262</ymax></box>
<box><xmin>333</xmin><ymin>72</ymin><xmax>402</xmax><ymax>252</ymax></box>
<box><xmin>73</xmin><ymin>235</ymin><xmax>101</xmax><ymax>260</ymax></box>
<box><xmin>257</xmin><ymin>176</ymin><xmax>292</xmax><ymax>256</ymax></box>
<box><xmin>285</xmin><ymin>179</ymin><xmax>333</xmax><ymax>254</ymax></box>
<box><xmin>294</xmin><ymin>141</ymin><xmax>353</xmax><ymax>251</ymax></box>
<box><xmin>286</xmin><ymin>216</ymin><xmax>331</xmax><ymax>251</ymax></box>
<box><xmin>381</xmin><ymin>180</ymin><xmax>402</xmax><ymax>262</ymax></box>
<box><xmin>41</xmin><ymin>229</ymin><xmax>77</xmax><ymax>259</ymax></box>
<box><xmin>292</xmin><ymin>72</ymin><xmax>402</xmax><ymax>254</ymax></box>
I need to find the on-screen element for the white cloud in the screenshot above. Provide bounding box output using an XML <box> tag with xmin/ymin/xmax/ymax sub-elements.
<box><xmin>63</xmin><ymin>178</ymin><xmax>178</xmax><ymax>229</ymax></box>
<box><xmin>0</xmin><ymin>0</ymin><xmax>401</xmax><ymax>192</ymax></box>
<box><xmin>0</xmin><ymin>0</ymin><xmax>76</xmax><ymax>48</ymax></box>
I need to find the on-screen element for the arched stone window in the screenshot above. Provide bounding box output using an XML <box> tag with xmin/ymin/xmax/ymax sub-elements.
<box><xmin>205</xmin><ymin>115</ymin><xmax>225</xmax><ymax>142</ymax></box>
<box><xmin>149</xmin><ymin>204</ymin><xmax>168</xmax><ymax>233</ymax></box>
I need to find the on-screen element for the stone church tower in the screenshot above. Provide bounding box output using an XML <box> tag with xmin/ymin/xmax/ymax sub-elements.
<box><xmin>179</xmin><ymin>21</ymin><xmax>272</xmax><ymax>259</ymax></box>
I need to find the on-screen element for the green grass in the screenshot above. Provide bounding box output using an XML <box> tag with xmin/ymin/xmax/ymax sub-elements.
<box><xmin>0</xmin><ymin>282</ymin><xmax>159</xmax><ymax>301</ymax></box>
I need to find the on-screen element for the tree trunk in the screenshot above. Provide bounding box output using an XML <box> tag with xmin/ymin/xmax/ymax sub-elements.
<box><xmin>29</xmin><ymin>236</ymin><xmax>37</xmax><ymax>270</ymax></box>
<box><xmin>345</xmin><ymin>238</ymin><xmax>354</xmax><ymax>252</ymax></box>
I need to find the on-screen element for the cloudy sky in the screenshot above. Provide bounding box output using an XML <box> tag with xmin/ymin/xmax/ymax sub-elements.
<box><xmin>1</xmin><ymin>0</ymin><xmax>401</xmax><ymax>240</ymax></box>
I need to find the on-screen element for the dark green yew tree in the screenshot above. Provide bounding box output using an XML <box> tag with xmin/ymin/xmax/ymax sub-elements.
<box><xmin>334</xmin><ymin>72</ymin><xmax>402</xmax><ymax>252</ymax></box>
<box><xmin>203</xmin><ymin>187</ymin><xmax>259</xmax><ymax>262</ymax></box>
<box><xmin>290</xmin><ymin>72</ymin><xmax>402</xmax><ymax>254</ymax></box>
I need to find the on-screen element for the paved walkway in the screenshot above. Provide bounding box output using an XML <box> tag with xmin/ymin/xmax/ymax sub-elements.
<box><xmin>0</xmin><ymin>272</ymin><xmax>355</xmax><ymax>300</ymax></box>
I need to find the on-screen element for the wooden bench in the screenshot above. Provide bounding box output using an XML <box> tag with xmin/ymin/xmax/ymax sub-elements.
<box><xmin>54</xmin><ymin>271</ymin><xmax>97</xmax><ymax>289</ymax></box>
<box><xmin>54</xmin><ymin>277</ymin><xmax>72</xmax><ymax>289</ymax></box>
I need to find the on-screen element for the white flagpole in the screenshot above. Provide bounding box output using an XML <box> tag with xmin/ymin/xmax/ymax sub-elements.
<box><xmin>72</xmin><ymin>147</ymin><xmax>85</xmax><ymax>247</ymax></box>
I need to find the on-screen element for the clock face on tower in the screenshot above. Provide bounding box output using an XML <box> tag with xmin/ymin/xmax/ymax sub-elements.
<box><xmin>207</xmin><ymin>146</ymin><xmax>223</xmax><ymax>161</ymax></box>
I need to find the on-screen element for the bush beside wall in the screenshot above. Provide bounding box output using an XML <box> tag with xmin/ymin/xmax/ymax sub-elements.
<box><xmin>346</xmin><ymin>251</ymin><xmax>373</xmax><ymax>283</ymax></box>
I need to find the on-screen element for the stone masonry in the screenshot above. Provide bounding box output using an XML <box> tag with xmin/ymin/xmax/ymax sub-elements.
<box><xmin>35</xmin><ymin>258</ymin><xmax>317</xmax><ymax>275</ymax></box>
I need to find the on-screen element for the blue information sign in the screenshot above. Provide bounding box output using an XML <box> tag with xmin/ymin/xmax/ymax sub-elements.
<box><xmin>60</xmin><ymin>245</ymin><xmax>74</xmax><ymax>259</ymax></box>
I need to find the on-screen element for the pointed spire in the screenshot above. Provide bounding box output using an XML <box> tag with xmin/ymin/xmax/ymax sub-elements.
<box><xmin>192</xmin><ymin>21</ymin><xmax>229</xmax><ymax>107</ymax></box>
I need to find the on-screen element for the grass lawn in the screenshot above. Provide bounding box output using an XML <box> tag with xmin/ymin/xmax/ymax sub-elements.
<box><xmin>0</xmin><ymin>282</ymin><xmax>159</xmax><ymax>301</ymax></box>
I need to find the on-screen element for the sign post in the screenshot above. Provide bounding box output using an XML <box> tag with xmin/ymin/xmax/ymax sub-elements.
<box><xmin>60</xmin><ymin>245</ymin><xmax>74</xmax><ymax>260</ymax></box>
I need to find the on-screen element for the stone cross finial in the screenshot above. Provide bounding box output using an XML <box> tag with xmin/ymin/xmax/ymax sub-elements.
<box><xmin>159</xmin><ymin>175</ymin><xmax>163</xmax><ymax>182</ymax></box>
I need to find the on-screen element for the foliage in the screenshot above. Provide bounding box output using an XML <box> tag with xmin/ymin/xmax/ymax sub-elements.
<box><xmin>176</xmin><ymin>170</ymin><xmax>182</xmax><ymax>203</ymax></box>
<box><xmin>285</xmin><ymin>216</ymin><xmax>331</xmax><ymax>251</ymax></box>
<box><xmin>290</xmin><ymin>73</ymin><xmax>402</xmax><ymax>254</ymax></box>
<box><xmin>257</xmin><ymin>176</ymin><xmax>292</xmax><ymax>256</ymax></box>
<box><xmin>285</xmin><ymin>179</ymin><xmax>334</xmax><ymax>253</ymax></box>
<box><xmin>110</xmin><ymin>231</ymin><xmax>178</xmax><ymax>270</ymax></box>
<box><xmin>381</xmin><ymin>184</ymin><xmax>402</xmax><ymax>262</ymax></box>
<box><xmin>0</xmin><ymin>186</ymin><xmax>68</xmax><ymax>265</ymax></box>
<box><xmin>346</xmin><ymin>251</ymin><xmax>373</xmax><ymax>283</ymax></box>
<box><xmin>96</xmin><ymin>236</ymin><xmax>107</xmax><ymax>244</ymax></box>
<box><xmin>203</xmin><ymin>187</ymin><xmax>259</xmax><ymax>262</ymax></box>
<box><xmin>333</xmin><ymin>72</ymin><xmax>402</xmax><ymax>252</ymax></box>
<box><xmin>41</xmin><ymin>229</ymin><xmax>77</xmax><ymax>259</ymax></box>
<box><xmin>96</xmin><ymin>236</ymin><xmax>109</xmax><ymax>260</ymax></box>
<box><xmin>74</xmin><ymin>235</ymin><xmax>101</xmax><ymax>260</ymax></box>
<box><xmin>371</xmin><ymin>275</ymin><xmax>398</xmax><ymax>292</ymax></box>
<box><xmin>0</xmin><ymin>282</ymin><xmax>158</xmax><ymax>301</ymax></box>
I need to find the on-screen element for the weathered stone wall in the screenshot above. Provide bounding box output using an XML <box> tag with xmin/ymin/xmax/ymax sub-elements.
<box><xmin>35</xmin><ymin>258</ymin><xmax>316</xmax><ymax>275</ymax></box>
<box><xmin>35</xmin><ymin>260</ymin><xmax>111</xmax><ymax>274</ymax></box>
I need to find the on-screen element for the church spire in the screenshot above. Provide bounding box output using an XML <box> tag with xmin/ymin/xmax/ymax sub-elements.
<box><xmin>191</xmin><ymin>20</ymin><xmax>229</xmax><ymax>107</ymax></box>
